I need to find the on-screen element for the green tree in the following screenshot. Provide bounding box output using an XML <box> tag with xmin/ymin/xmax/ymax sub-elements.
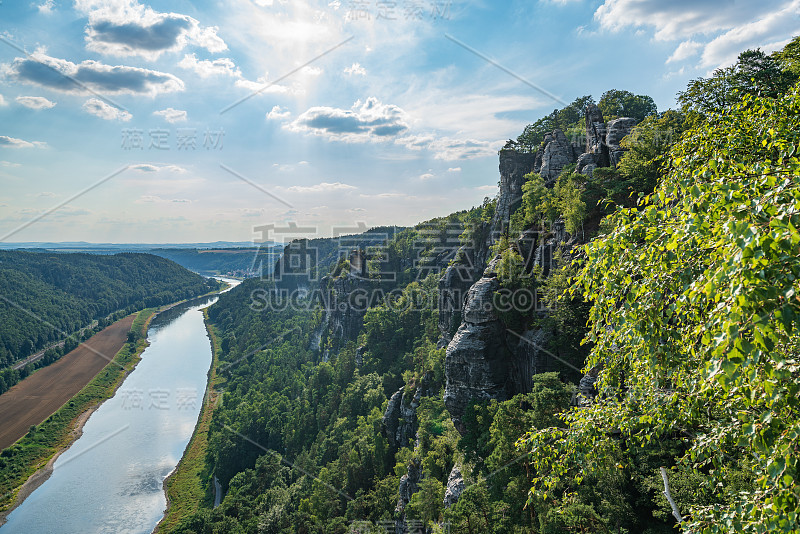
<box><xmin>516</xmin><ymin>96</ymin><xmax>597</xmax><ymax>151</ymax></box>
<box><xmin>678</xmin><ymin>48</ymin><xmax>798</xmax><ymax>118</ymax></box>
<box><xmin>599</xmin><ymin>89</ymin><xmax>657</xmax><ymax>122</ymax></box>
<box><xmin>555</xmin><ymin>175</ymin><xmax>587</xmax><ymax>237</ymax></box>
<box><xmin>616</xmin><ymin>109</ymin><xmax>687</xmax><ymax>195</ymax></box>
<box><xmin>774</xmin><ymin>35</ymin><xmax>800</xmax><ymax>75</ymax></box>
<box><xmin>406</xmin><ymin>477</ymin><xmax>445</xmax><ymax>527</ymax></box>
<box><xmin>524</xmin><ymin>84</ymin><xmax>800</xmax><ymax>533</ymax></box>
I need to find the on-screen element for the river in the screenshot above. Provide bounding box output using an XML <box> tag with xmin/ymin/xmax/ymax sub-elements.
<box><xmin>0</xmin><ymin>277</ymin><xmax>240</xmax><ymax>534</ymax></box>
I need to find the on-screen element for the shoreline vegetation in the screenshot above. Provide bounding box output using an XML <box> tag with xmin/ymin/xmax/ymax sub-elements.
<box><xmin>0</xmin><ymin>280</ymin><xmax>229</xmax><ymax>525</ymax></box>
<box><xmin>0</xmin><ymin>308</ymin><xmax>156</xmax><ymax>524</ymax></box>
<box><xmin>155</xmin><ymin>307</ymin><xmax>225</xmax><ymax>533</ymax></box>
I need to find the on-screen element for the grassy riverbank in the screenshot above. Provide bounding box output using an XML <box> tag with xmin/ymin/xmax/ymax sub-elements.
<box><xmin>0</xmin><ymin>308</ymin><xmax>157</xmax><ymax>518</ymax></box>
<box><xmin>156</xmin><ymin>308</ymin><xmax>225</xmax><ymax>533</ymax></box>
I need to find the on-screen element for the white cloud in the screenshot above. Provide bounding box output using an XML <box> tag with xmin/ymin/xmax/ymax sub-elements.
<box><xmin>662</xmin><ymin>67</ymin><xmax>686</xmax><ymax>80</ymax></box>
<box><xmin>475</xmin><ymin>185</ymin><xmax>497</xmax><ymax>192</ymax></box>
<box><xmin>594</xmin><ymin>0</ymin><xmax>800</xmax><ymax>69</ymax></box>
<box><xmin>343</xmin><ymin>62</ymin><xmax>366</xmax><ymax>76</ymax></box>
<box><xmin>75</xmin><ymin>0</ymin><xmax>227</xmax><ymax>60</ymax></box>
<box><xmin>178</xmin><ymin>54</ymin><xmax>241</xmax><ymax>78</ymax></box>
<box><xmin>396</xmin><ymin>135</ymin><xmax>499</xmax><ymax>161</ymax></box>
<box><xmin>401</xmin><ymin>90</ymin><xmax>541</xmax><ymax>144</ymax></box>
<box><xmin>284</xmin><ymin>182</ymin><xmax>357</xmax><ymax>193</ymax></box>
<box><xmin>82</xmin><ymin>98</ymin><xmax>132</xmax><ymax>121</ymax></box>
<box><xmin>178</xmin><ymin>53</ymin><xmax>295</xmax><ymax>96</ymax></box>
<box><xmin>0</xmin><ymin>136</ymin><xmax>48</xmax><ymax>149</ymax></box>
<box><xmin>130</xmin><ymin>163</ymin><xmax>187</xmax><ymax>173</ymax></box>
<box><xmin>0</xmin><ymin>94</ymin><xmax>8</xmax><ymax>106</ymax></box>
<box><xmin>153</xmin><ymin>107</ymin><xmax>187</xmax><ymax>123</ymax></box>
<box><xmin>289</xmin><ymin>97</ymin><xmax>408</xmax><ymax>142</ymax></box>
<box><xmin>698</xmin><ymin>2</ymin><xmax>800</xmax><ymax>69</ymax></box>
<box><xmin>6</xmin><ymin>51</ymin><xmax>184</xmax><ymax>96</ymax></box>
<box><xmin>447</xmin><ymin>167</ymin><xmax>461</xmax><ymax>172</ymax></box>
<box><xmin>666</xmin><ymin>40</ymin><xmax>703</xmax><ymax>63</ymax></box>
<box><xmin>16</xmin><ymin>95</ymin><xmax>57</xmax><ymax>110</ymax></box>
<box><xmin>301</xmin><ymin>66</ymin><xmax>322</xmax><ymax>76</ymax></box>
<box><xmin>594</xmin><ymin>0</ymin><xmax>790</xmax><ymax>41</ymax></box>
<box><xmin>419</xmin><ymin>172</ymin><xmax>434</xmax><ymax>180</ymax></box>
<box><xmin>37</xmin><ymin>0</ymin><xmax>55</xmax><ymax>14</ymax></box>
<box><xmin>1</xmin><ymin>161</ymin><xmax>21</xmax><ymax>167</ymax></box>
<box><xmin>267</xmin><ymin>105</ymin><xmax>291</xmax><ymax>120</ymax></box>
<box><xmin>233</xmin><ymin>75</ymin><xmax>294</xmax><ymax>95</ymax></box>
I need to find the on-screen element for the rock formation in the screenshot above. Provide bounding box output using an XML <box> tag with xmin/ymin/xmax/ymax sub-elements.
<box><xmin>539</xmin><ymin>129</ymin><xmax>582</xmax><ymax>183</ymax></box>
<box><xmin>395</xmin><ymin>458</ymin><xmax>422</xmax><ymax>533</ymax></box>
<box><xmin>493</xmin><ymin>151</ymin><xmax>538</xmax><ymax>231</ymax></box>
<box><xmin>443</xmin><ymin>260</ymin><xmax>517</xmax><ymax>433</ymax></box>
<box><xmin>382</xmin><ymin>372</ymin><xmax>437</xmax><ymax>449</ymax></box>
<box><xmin>437</xmin><ymin>240</ymin><xmax>489</xmax><ymax>347</ymax></box>
<box><xmin>324</xmin><ymin>271</ymin><xmax>370</xmax><ymax>345</ymax></box>
<box><xmin>606</xmin><ymin>117</ymin><xmax>637</xmax><ymax>167</ymax></box>
<box><xmin>443</xmin><ymin>465</ymin><xmax>465</xmax><ymax>508</ymax></box>
<box><xmin>584</xmin><ymin>103</ymin><xmax>609</xmax><ymax>167</ymax></box>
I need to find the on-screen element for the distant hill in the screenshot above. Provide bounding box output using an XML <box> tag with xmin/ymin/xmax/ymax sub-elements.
<box><xmin>149</xmin><ymin>247</ymin><xmax>282</xmax><ymax>277</ymax></box>
<box><xmin>0</xmin><ymin>242</ymin><xmax>283</xmax><ymax>277</ymax></box>
<box><xmin>0</xmin><ymin>241</ymin><xmax>260</xmax><ymax>250</ymax></box>
<box><xmin>0</xmin><ymin>251</ymin><xmax>219</xmax><ymax>375</ymax></box>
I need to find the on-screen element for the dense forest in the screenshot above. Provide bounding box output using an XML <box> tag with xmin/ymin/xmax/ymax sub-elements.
<box><xmin>148</xmin><ymin>247</ymin><xmax>283</xmax><ymax>277</ymax></box>
<box><xmin>169</xmin><ymin>38</ymin><xmax>800</xmax><ymax>533</ymax></box>
<box><xmin>0</xmin><ymin>251</ymin><xmax>220</xmax><ymax>393</ymax></box>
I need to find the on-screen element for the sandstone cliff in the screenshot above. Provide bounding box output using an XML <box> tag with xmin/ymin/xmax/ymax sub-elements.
<box><xmin>441</xmin><ymin>105</ymin><xmax>636</xmax><ymax>429</ymax></box>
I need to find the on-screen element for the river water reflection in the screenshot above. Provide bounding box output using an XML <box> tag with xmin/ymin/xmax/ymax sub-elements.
<box><xmin>1</xmin><ymin>278</ymin><xmax>239</xmax><ymax>534</ymax></box>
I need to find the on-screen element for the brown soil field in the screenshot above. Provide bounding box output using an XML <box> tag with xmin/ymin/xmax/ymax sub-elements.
<box><xmin>0</xmin><ymin>315</ymin><xmax>135</xmax><ymax>450</ymax></box>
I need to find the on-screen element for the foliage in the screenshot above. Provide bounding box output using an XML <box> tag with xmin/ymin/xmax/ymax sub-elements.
<box><xmin>678</xmin><ymin>47</ymin><xmax>799</xmax><ymax>118</ymax></box>
<box><xmin>0</xmin><ymin>309</ymin><xmax>154</xmax><ymax>514</ymax></box>
<box><xmin>513</xmin><ymin>96</ymin><xmax>595</xmax><ymax>151</ymax></box>
<box><xmin>524</xmin><ymin>82</ymin><xmax>800</xmax><ymax>533</ymax></box>
<box><xmin>616</xmin><ymin>109</ymin><xmax>688</xmax><ymax>196</ymax></box>
<box><xmin>518</xmin><ymin>172</ymin><xmax>587</xmax><ymax>236</ymax></box>
<box><xmin>598</xmin><ymin>89</ymin><xmax>658</xmax><ymax>122</ymax></box>
<box><xmin>0</xmin><ymin>251</ymin><xmax>217</xmax><ymax>392</ymax></box>
<box><xmin>775</xmin><ymin>35</ymin><xmax>800</xmax><ymax>76</ymax></box>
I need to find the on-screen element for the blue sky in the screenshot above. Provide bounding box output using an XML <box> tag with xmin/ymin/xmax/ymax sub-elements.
<box><xmin>1</xmin><ymin>0</ymin><xmax>798</xmax><ymax>243</ymax></box>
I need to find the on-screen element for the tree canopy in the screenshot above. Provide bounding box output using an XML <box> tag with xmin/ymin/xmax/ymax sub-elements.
<box><xmin>525</xmin><ymin>78</ymin><xmax>800</xmax><ymax>534</ymax></box>
<box><xmin>598</xmin><ymin>89</ymin><xmax>658</xmax><ymax>122</ymax></box>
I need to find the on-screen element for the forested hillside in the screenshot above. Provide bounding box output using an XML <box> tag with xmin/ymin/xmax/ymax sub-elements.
<box><xmin>149</xmin><ymin>247</ymin><xmax>283</xmax><ymax>277</ymax></box>
<box><xmin>170</xmin><ymin>38</ymin><xmax>800</xmax><ymax>534</ymax></box>
<box><xmin>0</xmin><ymin>251</ymin><xmax>220</xmax><ymax>393</ymax></box>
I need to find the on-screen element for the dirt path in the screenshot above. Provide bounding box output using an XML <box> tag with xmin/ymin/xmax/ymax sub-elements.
<box><xmin>0</xmin><ymin>315</ymin><xmax>135</xmax><ymax>450</ymax></box>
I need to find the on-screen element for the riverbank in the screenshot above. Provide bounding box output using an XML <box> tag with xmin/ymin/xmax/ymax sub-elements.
<box><xmin>155</xmin><ymin>308</ymin><xmax>225</xmax><ymax>533</ymax></box>
<box><xmin>0</xmin><ymin>308</ymin><xmax>156</xmax><ymax>524</ymax></box>
<box><xmin>0</xmin><ymin>315</ymin><xmax>136</xmax><ymax>450</ymax></box>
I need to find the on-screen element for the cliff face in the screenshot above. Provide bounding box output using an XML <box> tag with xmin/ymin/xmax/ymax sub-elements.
<box><xmin>442</xmin><ymin>223</ymin><xmax>577</xmax><ymax>431</ymax></box>
<box><xmin>436</xmin><ymin>151</ymin><xmax>539</xmax><ymax>349</ymax></box>
<box><xmin>443</xmin><ymin>264</ymin><xmax>514</xmax><ymax>432</ymax></box>
<box><xmin>493</xmin><ymin>151</ymin><xmax>538</xmax><ymax>232</ymax></box>
<box><xmin>442</xmin><ymin>106</ymin><xmax>636</xmax><ymax>429</ymax></box>
<box><xmin>382</xmin><ymin>371</ymin><xmax>437</xmax><ymax>449</ymax></box>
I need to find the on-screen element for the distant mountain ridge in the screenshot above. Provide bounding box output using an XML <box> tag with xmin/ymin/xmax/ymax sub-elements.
<box><xmin>0</xmin><ymin>241</ymin><xmax>266</xmax><ymax>250</ymax></box>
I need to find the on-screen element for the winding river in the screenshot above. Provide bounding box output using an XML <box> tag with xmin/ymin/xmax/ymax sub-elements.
<box><xmin>1</xmin><ymin>278</ymin><xmax>239</xmax><ymax>534</ymax></box>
